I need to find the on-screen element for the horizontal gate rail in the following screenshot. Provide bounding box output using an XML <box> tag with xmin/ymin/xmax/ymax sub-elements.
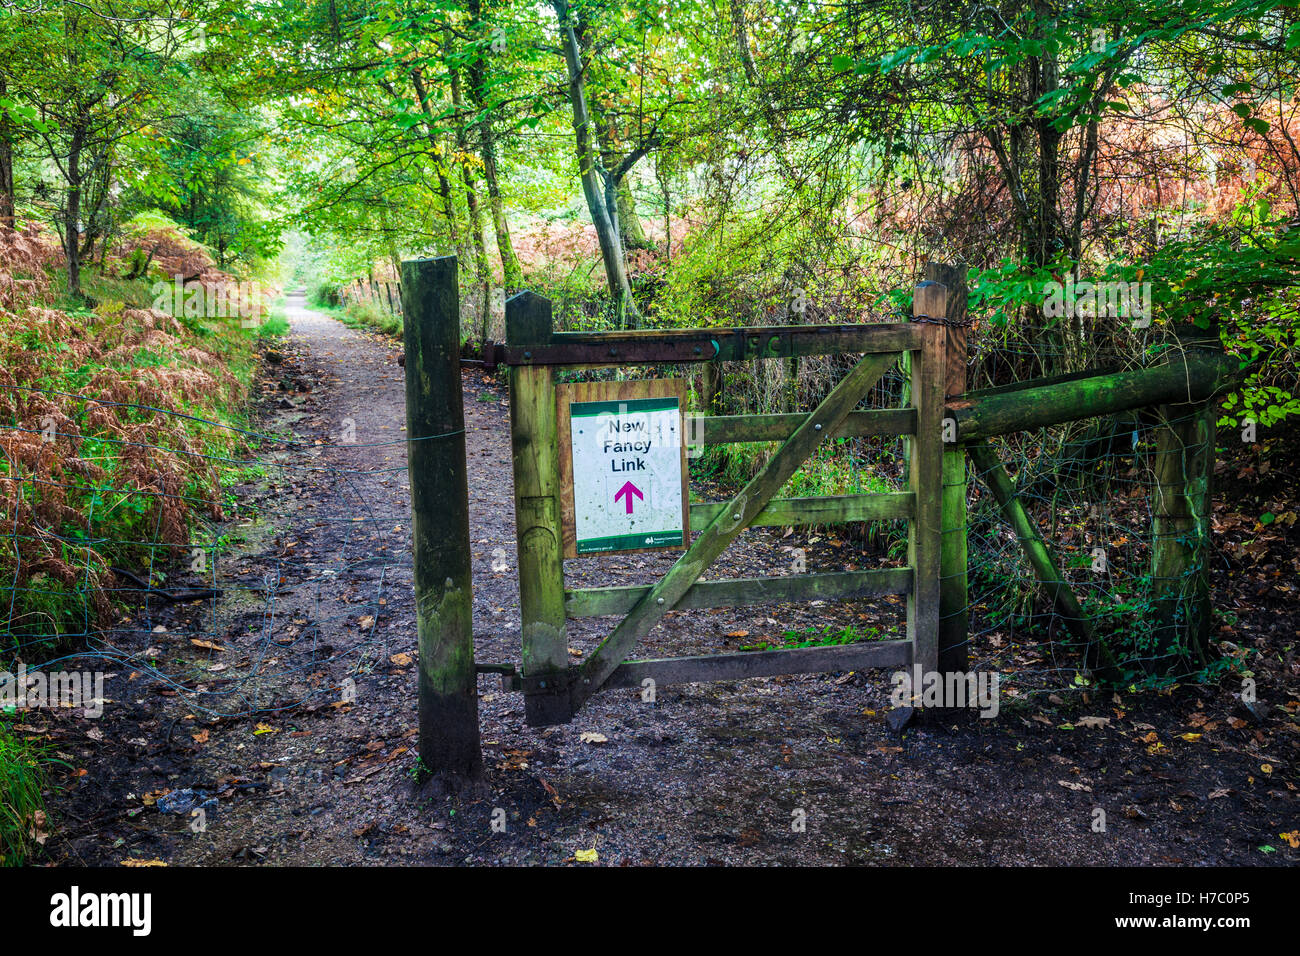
<box><xmin>689</xmin><ymin>492</ymin><xmax>913</xmax><ymax>528</ymax></box>
<box><xmin>502</xmin><ymin>322</ymin><xmax>919</xmax><ymax>367</ymax></box>
<box><xmin>564</xmin><ymin>567</ymin><xmax>913</xmax><ymax>617</ymax></box>
<box><xmin>696</xmin><ymin>408</ymin><xmax>916</xmax><ymax>443</ymax></box>
<box><xmin>599</xmin><ymin>639</ymin><xmax>913</xmax><ymax>690</ymax></box>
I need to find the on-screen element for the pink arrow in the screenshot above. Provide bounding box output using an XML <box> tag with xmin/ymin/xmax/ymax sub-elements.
<box><xmin>614</xmin><ymin>481</ymin><xmax>644</xmax><ymax>514</ymax></box>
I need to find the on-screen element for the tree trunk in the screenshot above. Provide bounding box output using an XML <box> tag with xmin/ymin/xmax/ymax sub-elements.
<box><xmin>656</xmin><ymin>156</ymin><xmax>673</xmax><ymax>261</ymax></box>
<box><xmin>410</xmin><ymin>69</ymin><xmax>473</xmax><ymax>269</ymax></box>
<box><xmin>0</xmin><ymin>75</ymin><xmax>15</xmax><ymax>231</ymax></box>
<box><xmin>448</xmin><ymin>60</ymin><xmax>493</xmax><ymax>344</ymax></box>
<box><xmin>64</xmin><ymin>127</ymin><xmax>84</xmax><ymax>297</ymax></box>
<box><xmin>614</xmin><ymin>181</ymin><xmax>651</xmax><ymax>250</ymax></box>
<box><xmin>552</xmin><ymin>0</ymin><xmax>639</xmax><ymax>327</ymax></box>
<box><xmin>467</xmin><ymin>0</ymin><xmax>523</xmax><ymax>288</ymax></box>
<box><xmin>379</xmin><ymin>202</ymin><xmax>402</xmax><ymax>283</ymax></box>
<box><xmin>477</xmin><ymin>117</ymin><xmax>521</xmax><ymax>288</ymax></box>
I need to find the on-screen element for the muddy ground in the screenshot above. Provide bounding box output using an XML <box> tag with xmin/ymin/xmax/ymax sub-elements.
<box><xmin>35</xmin><ymin>292</ymin><xmax>1299</xmax><ymax>866</ymax></box>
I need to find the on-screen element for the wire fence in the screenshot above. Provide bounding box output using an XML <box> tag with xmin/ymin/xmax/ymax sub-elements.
<box><xmin>958</xmin><ymin>407</ymin><xmax>1214</xmax><ymax>691</ymax></box>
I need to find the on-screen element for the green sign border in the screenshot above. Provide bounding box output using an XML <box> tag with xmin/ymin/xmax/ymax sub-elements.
<box><xmin>575</xmin><ymin>530</ymin><xmax>685</xmax><ymax>555</ymax></box>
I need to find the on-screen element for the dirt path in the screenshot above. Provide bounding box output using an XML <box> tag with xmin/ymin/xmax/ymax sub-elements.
<box><xmin>46</xmin><ymin>292</ymin><xmax>1296</xmax><ymax>866</ymax></box>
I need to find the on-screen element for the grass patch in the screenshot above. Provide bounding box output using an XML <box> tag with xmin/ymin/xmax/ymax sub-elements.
<box><xmin>741</xmin><ymin>622</ymin><xmax>884</xmax><ymax>651</ymax></box>
<box><xmin>0</xmin><ymin>721</ymin><xmax>51</xmax><ymax>866</ymax></box>
<box><xmin>254</xmin><ymin>299</ymin><xmax>290</xmax><ymax>338</ymax></box>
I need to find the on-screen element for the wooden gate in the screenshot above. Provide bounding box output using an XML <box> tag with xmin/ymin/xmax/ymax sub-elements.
<box><xmin>502</xmin><ymin>280</ymin><xmax>953</xmax><ymax>726</ymax></box>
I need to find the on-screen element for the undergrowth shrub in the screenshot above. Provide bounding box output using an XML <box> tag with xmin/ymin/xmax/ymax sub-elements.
<box><xmin>0</xmin><ymin>217</ymin><xmax>272</xmax><ymax>657</ymax></box>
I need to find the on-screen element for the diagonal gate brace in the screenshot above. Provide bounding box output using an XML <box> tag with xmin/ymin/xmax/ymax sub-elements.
<box><xmin>560</xmin><ymin>350</ymin><xmax>902</xmax><ymax>714</ymax></box>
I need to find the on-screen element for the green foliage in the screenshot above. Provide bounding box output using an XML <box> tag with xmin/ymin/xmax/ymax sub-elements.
<box><xmin>742</xmin><ymin>623</ymin><xmax>883</xmax><ymax>652</ymax></box>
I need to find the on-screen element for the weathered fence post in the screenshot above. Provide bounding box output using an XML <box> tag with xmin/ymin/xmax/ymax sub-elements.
<box><xmin>910</xmin><ymin>281</ymin><xmax>946</xmax><ymax>678</ymax></box>
<box><xmin>926</xmin><ymin>261</ymin><xmax>969</xmax><ymax>676</ymax></box>
<box><xmin>400</xmin><ymin>256</ymin><xmax>484</xmax><ymax>784</ymax></box>
<box><xmin>1151</xmin><ymin>325</ymin><xmax>1220</xmax><ymax>667</ymax></box>
<box><xmin>506</xmin><ymin>292</ymin><xmax>572</xmax><ymax>726</ymax></box>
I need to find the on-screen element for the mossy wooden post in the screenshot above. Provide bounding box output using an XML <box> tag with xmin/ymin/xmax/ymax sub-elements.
<box><xmin>910</xmin><ymin>282</ymin><xmax>946</xmax><ymax>679</ymax></box>
<box><xmin>400</xmin><ymin>255</ymin><xmax>484</xmax><ymax>783</ymax></box>
<box><xmin>1151</xmin><ymin>325</ymin><xmax>1220</xmax><ymax>667</ymax></box>
<box><xmin>507</xmin><ymin>291</ymin><xmax>572</xmax><ymax>726</ymax></box>
<box><xmin>926</xmin><ymin>261</ymin><xmax>969</xmax><ymax>675</ymax></box>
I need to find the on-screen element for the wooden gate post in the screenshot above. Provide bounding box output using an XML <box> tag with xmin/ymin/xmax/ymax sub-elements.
<box><xmin>400</xmin><ymin>256</ymin><xmax>484</xmax><ymax>783</ymax></box>
<box><xmin>924</xmin><ymin>262</ymin><xmax>970</xmax><ymax>676</ymax></box>
<box><xmin>910</xmin><ymin>281</ymin><xmax>946</xmax><ymax>677</ymax></box>
<box><xmin>1151</xmin><ymin>325</ymin><xmax>1220</xmax><ymax>667</ymax></box>
<box><xmin>506</xmin><ymin>292</ymin><xmax>572</xmax><ymax>726</ymax></box>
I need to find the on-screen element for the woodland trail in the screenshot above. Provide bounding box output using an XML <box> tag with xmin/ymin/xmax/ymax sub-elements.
<box><xmin>46</xmin><ymin>293</ymin><xmax>1293</xmax><ymax>866</ymax></box>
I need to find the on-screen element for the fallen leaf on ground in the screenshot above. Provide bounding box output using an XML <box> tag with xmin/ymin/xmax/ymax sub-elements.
<box><xmin>574</xmin><ymin>848</ymin><xmax>598</xmax><ymax>864</ymax></box>
<box><xmin>1075</xmin><ymin>716</ymin><xmax>1110</xmax><ymax>729</ymax></box>
<box><xmin>579</xmin><ymin>732</ymin><xmax>608</xmax><ymax>745</ymax></box>
<box><xmin>28</xmin><ymin>810</ymin><xmax>48</xmax><ymax>845</ymax></box>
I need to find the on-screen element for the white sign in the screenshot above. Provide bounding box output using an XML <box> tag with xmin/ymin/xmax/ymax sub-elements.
<box><xmin>568</xmin><ymin>394</ymin><xmax>686</xmax><ymax>555</ymax></box>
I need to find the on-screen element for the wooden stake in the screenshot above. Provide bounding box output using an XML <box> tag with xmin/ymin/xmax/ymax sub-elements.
<box><xmin>967</xmin><ymin>442</ymin><xmax>1118</xmax><ymax>674</ymax></box>
<box><xmin>401</xmin><ymin>256</ymin><xmax>484</xmax><ymax>783</ymax></box>
<box><xmin>1151</xmin><ymin>401</ymin><xmax>1215</xmax><ymax>666</ymax></box>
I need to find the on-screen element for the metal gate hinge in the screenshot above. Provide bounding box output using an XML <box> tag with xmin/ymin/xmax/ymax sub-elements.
<box><xmin>518</xmin><ymin>667</ymin><xmax>579</xmax><ymax>697</ymax></box>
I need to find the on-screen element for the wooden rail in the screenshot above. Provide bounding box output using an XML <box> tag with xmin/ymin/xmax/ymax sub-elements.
<box><xmin>947</xmin><ymin>352</ymin><xmax>1239</xmax><ymax>442</ymax></box>
<box><xmin>689</xmin><ymin>492</ymin><xmax>913</xmax><ymax>528</ymax></box>
<box><xmin>564</xmin><ymin>568</ymin><xmax>912</xmax><ymax>617</ymax></box>
<box><xmin>502</xmin><ymin>322</ymin><xmax>920</xmax><ymax>367</ymax></box>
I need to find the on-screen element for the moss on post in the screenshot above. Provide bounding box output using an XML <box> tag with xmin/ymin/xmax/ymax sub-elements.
<box><xmin>1151</xmin><ymin>401</ymin><xmax>1215</xmax><ymax>668</ymax></box>
<box><xmin>401</xmin><ymin>256</ymin><xmax>484</xmax><ymax>784</ymax></box>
